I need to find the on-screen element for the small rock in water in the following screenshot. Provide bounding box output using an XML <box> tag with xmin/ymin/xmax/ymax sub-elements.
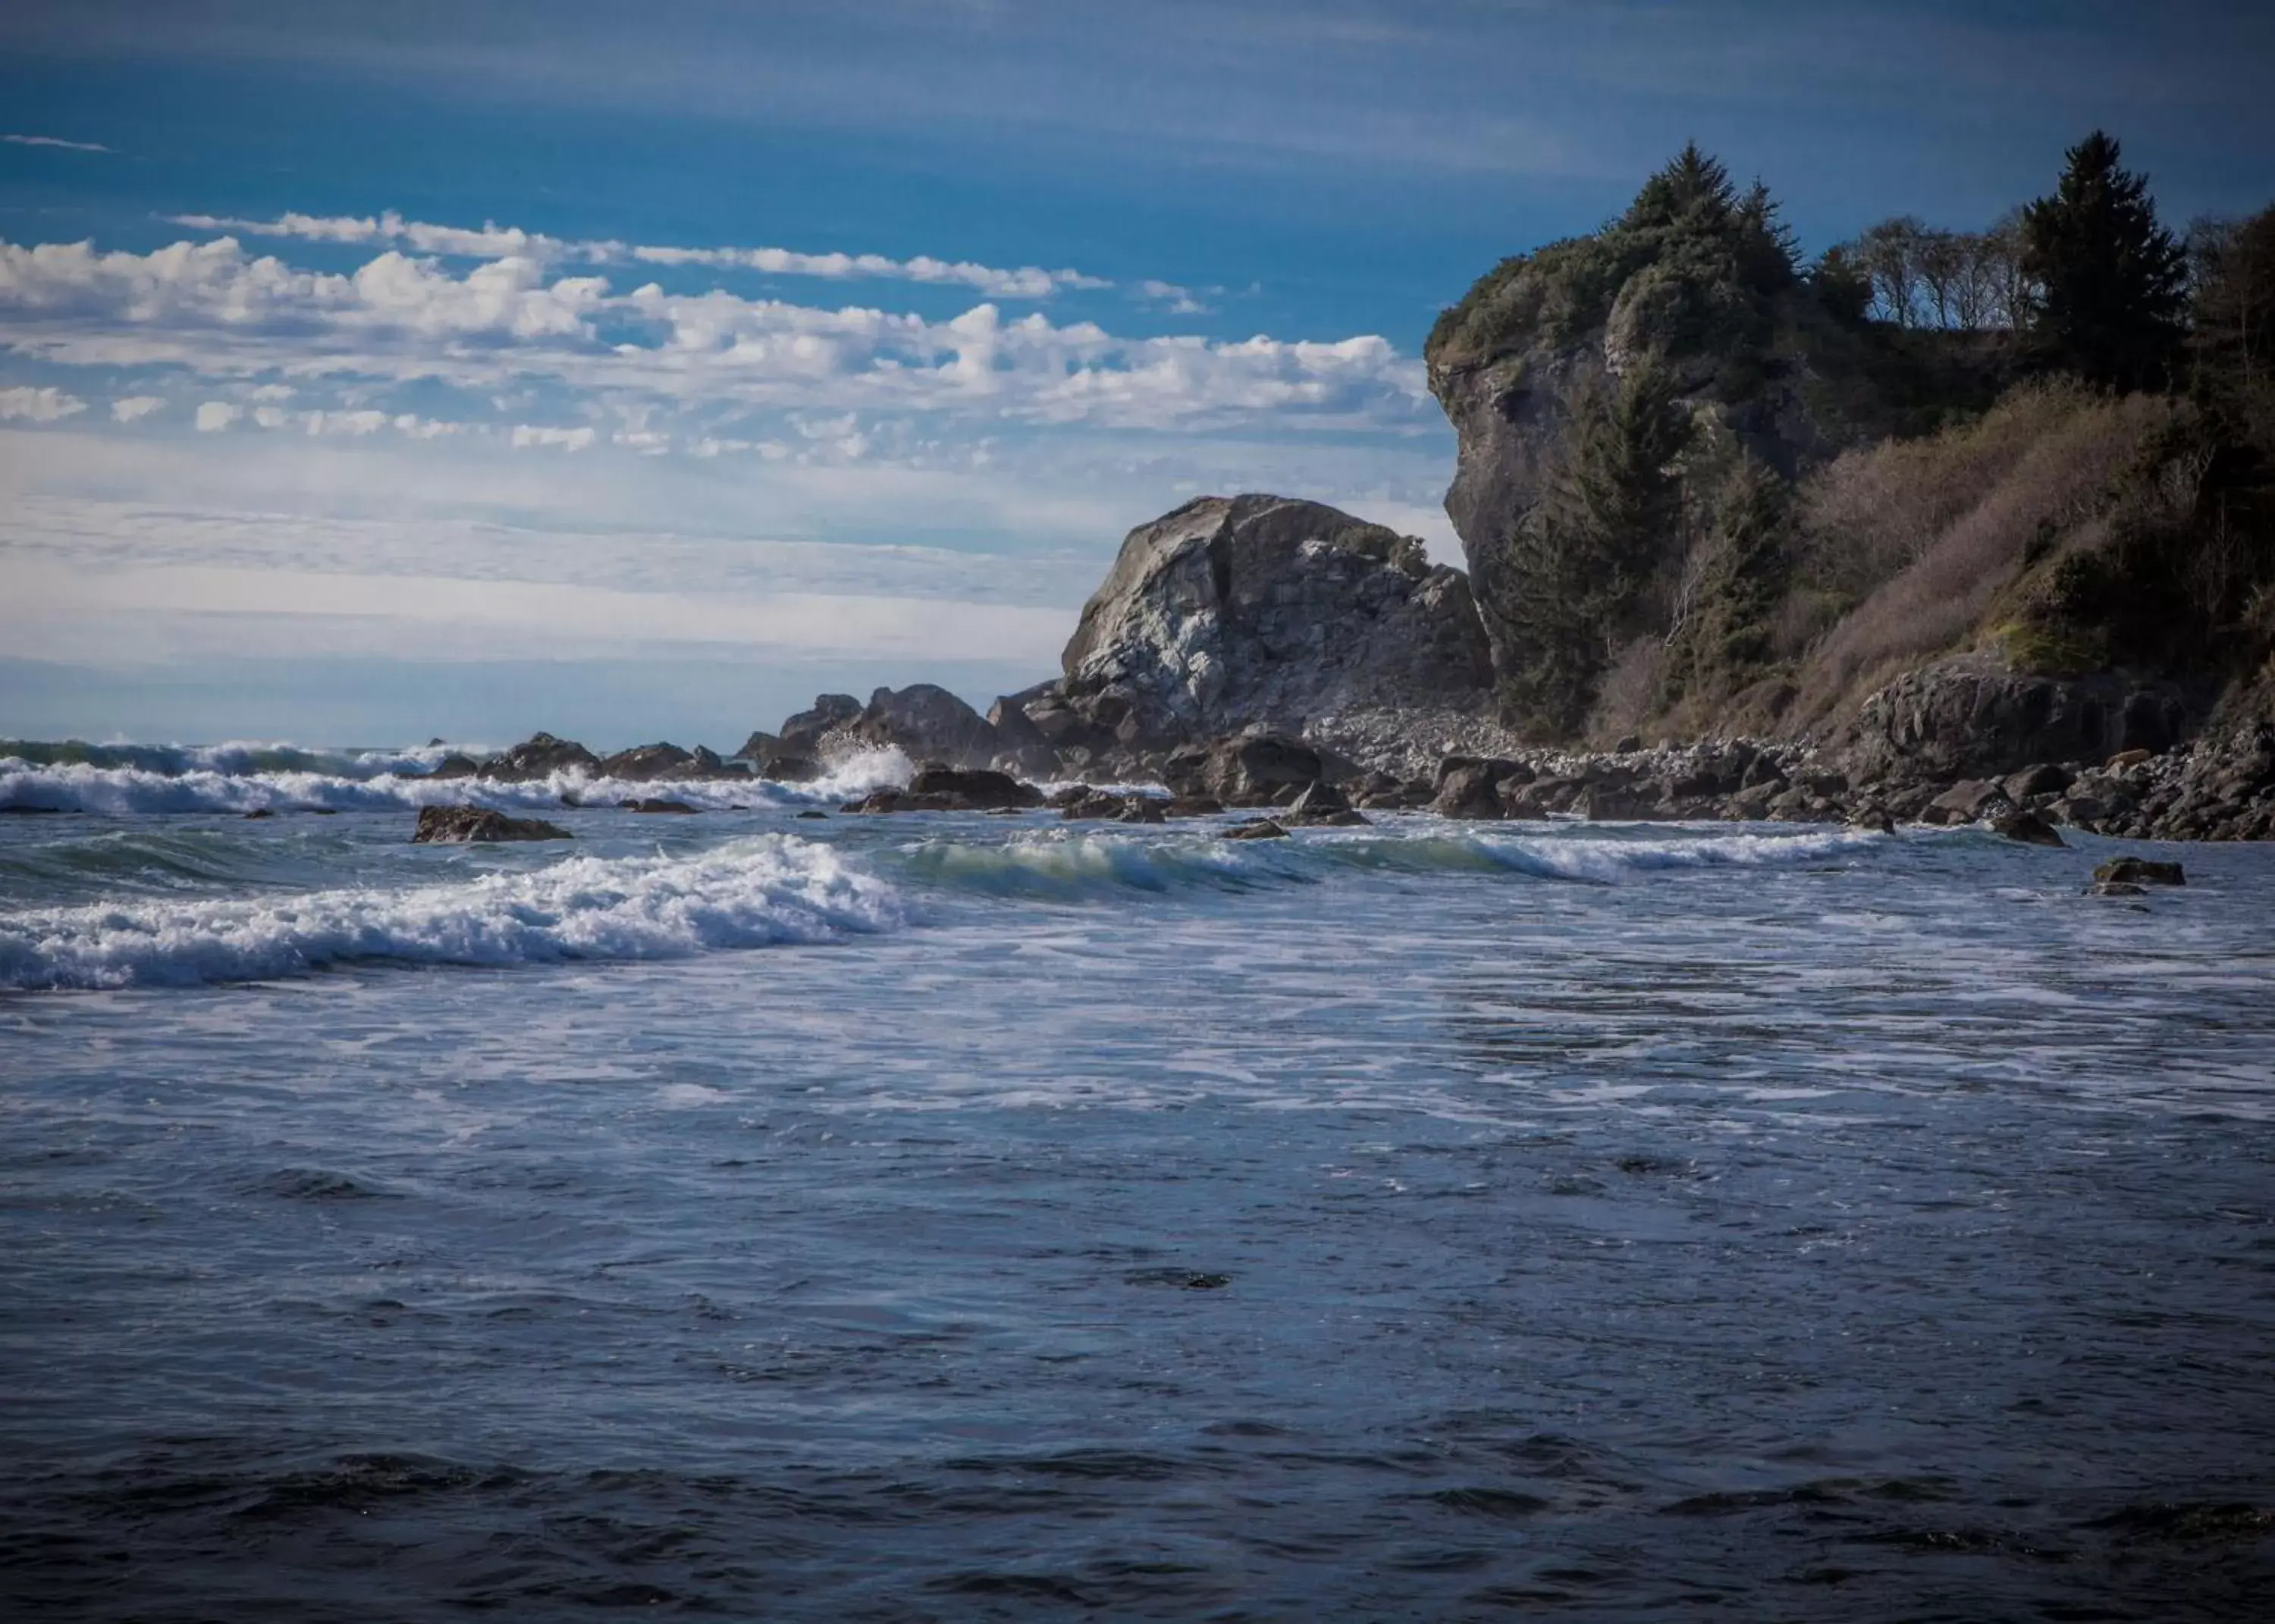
<box><xmin>795</xmin><ymin>809</ymin><xmax>829</xmax><ymax>820</ymax></box>
<box><xmin>243</xmin><ymin>808</ymin><xmax>275</xmax><ymax>820</ymax></box>
<box><xmin>2085</xmin><ymin>880</ymin><xmax>2148</xmax><ymax>897</ymax></box>
<box><xmin>412</xmin><ymin>805</ymin><xmax>572</xmax><ymax>843</ymax></box>
<box><xmin>2093</xmin><ymin>857</ymin><xmax>2186</xmax><ymax>887</ymax></box>
<box><xmin>623</xmin><ymin>798</ymin><xmax>697</xmax><ymax>814</ymax></box>
<box><xmin>1221</xmin><ymin>818</ymin><xmax>1291</xmax><ymax>841</ymax></box>
<box><xmin>1991</xmin><ymin>811</ymin><xmax>2064</xmax><ymax>847</ymax></box>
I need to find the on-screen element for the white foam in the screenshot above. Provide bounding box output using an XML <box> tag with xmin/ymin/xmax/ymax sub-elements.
<box><xmin>0</xmin><ymin>746</ymin><xmax>913</xmax><ymax>817</ymax></box>
<box><xmin>0</xmin><ymin>834</ymin><xmax>900</xmax><ymax>991</ymax></box>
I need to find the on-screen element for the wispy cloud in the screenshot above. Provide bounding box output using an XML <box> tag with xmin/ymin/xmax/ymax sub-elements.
<box><xmin>158</xmin><ymin>209</ymin><xmax>1108</xmax><ymax>299</ymax></box>
<box><xmin>4</xmin><ymin>133</ymin><xmax>111</xmax><ymax>153</ymax></box>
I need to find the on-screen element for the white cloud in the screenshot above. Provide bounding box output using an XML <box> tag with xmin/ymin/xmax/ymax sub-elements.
<box><xmin>0</xmin><ymin>385</ymin><xmax>86</xmax><ymax>422</ymax></box>
<box><xmin>193</xmin><ymin>400</ymin><xmax>242</xmax><ymax>431</ymax></box>
<box><xmin>1140</xmin><ymin>279</ymin><xmax>1213</xmax><ymax>315</ymax></box>
<box><xmin>253</xmin><ymin>406</ymin><xmax>290</xmax><ymax>428</ymax></box>
<box><xmin>510</xmin><ymin>423</ymin><xmax>596</xmax><ymax>451</ymax></box>
<box><xmin>110</xmin><ymin>394</ymin><xmax>164</xmax><ymax>422</ymax></box>
<box><xmin>0</xmin><ymin>233</ymin><xmax>1426</xmax><ymax>432</ymax></box>
<box><xmin>4</xmin><ymin>134</ymin><xmax>110</xmax><ymax>153</ymax></box>
<box><xmin>160</xmin><ymin>208</ymin><xmax>1103</xmax><ymax>298</ymax></box>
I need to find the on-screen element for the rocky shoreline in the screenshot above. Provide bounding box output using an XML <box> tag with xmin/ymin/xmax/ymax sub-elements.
<box><xmin>402</xmin><ymin>484</ymin><xmax>2273</xmax><ymax>845</ymax></box>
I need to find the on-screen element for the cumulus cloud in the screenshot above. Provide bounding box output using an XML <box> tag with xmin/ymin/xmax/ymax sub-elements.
<box><xmin>193</xmin><ymin>400</ymin><xmax>242</xmax><ymax>431</ymax></box>
<box><xmin>4</xmin><ymin>134</ymin><xmax>110</xmax><ymax>153</ymax></box>
<box><xmin>159</xmin><ymin>209</ymin><xmax>1103</xmax><ymax>299</ymax></box>
<box><xmin>0</xmin><ymin>232</ymin><xmax>1426</xmax><ymax>433</ymax></box>
<box><xmin>110</xmin><ymin>394</ymin><xmax>164</xmax><ymax>422</ymax></box>
<box><xmin>0</xmin><ymin>385</ymin><xmax>87</xmax><ymax>421</ymax></box>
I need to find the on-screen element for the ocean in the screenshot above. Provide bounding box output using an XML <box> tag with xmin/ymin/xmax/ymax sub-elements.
<box><xmin>3</xmin><ymin>741</ymin><xmax>2271</xmax><ymax>1620</ymax></box>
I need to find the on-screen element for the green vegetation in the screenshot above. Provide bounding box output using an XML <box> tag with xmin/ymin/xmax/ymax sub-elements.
<box><xmin>1429</xmin><ymin>135</ymin><xmax>2275</xmax><ymax>744</ymax></box>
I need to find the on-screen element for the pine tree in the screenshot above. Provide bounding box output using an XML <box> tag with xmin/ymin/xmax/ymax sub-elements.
<box><xmin>1495</xmin><ymin>365</ymin><xmax>1693</xmax><ymax>735</ymax></box>
<box><xmin>1623</xmin><ymin>143</ymin><xmax>1737</xmax><ymax>234</ymax></box>
<box><xmin>2021</xmin><ymin>130</ymin><xmax>2188</xmax><ymax>390</ymax></box>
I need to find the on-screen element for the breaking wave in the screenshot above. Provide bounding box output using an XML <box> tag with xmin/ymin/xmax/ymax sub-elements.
<box><xmin>0</xmin><ymin>744</ymin><xmax>912</xmax><ymax>817</ymax></box>
<box><xmin>891</xmin><ymin>823</ymin><xmax>1887</xmax><ymax>901</ymax></box>
<box><xmin>0</xmin><ymin>835</ymin><xmax>900</xmax><ymax>992</ymax></box>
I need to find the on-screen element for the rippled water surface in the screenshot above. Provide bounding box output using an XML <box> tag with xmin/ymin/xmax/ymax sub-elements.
<box><xmin>4</xmin><ymin>786</ymin><xmax>2273</xmax><ymax>1619</ymax></box>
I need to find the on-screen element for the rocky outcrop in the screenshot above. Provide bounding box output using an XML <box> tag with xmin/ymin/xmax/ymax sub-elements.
<box><xmin>1021</xmin><ymin>494</ymin><xmax>1492</xmax><ymax>776</ymax></box>
<box><xmin>412</xmin><ymin>806</ymin><xmax>571</xmax><ymax>842</ymax></box>
<box><xmin>475</xmin><ymin>732</ymin><xmax>601</xmax><ymax>782</ymax></box>
<box><xmin>595</xmin><ymin>742</ymin><xmax>743</xmax><ymax>782</ymax></box>
<box><xmin>843</xmin><ymin>765</ymin><xmax>1044</xmax><ymax>814</ymax></box>
<box><xmin>849</xmin><ymin>684</ymin><xmax>1003</xmax><ymax>769</ymax></box>
<box><xmin>1837</xmin><ymin>658</ymin><xmax>2204</xmax><ymax>785</ymax></box>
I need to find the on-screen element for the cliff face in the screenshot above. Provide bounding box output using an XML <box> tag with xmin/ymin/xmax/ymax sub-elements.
<box><xmin>1419</xmin><ymin>149</ymin><xmax>2268</xmax><ymax>793</ymax></box>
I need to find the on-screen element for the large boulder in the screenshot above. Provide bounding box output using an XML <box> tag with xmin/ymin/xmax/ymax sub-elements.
<box><xmin>1161</xmin><ymin>734</ymin><xmax>1326</xmax><ymax>808</ymax></box>
<box><xmin>1040</xmin><ymin>494</ymin><xmax>1493</xmax><ymax>766</ymax></box>
<box><xmin>849</xmin><ymin>684</ymin><xmax>1001</xmax><ymax>769</ymax></box>
<box><xmin>987</xmin><ymin>690</ymin><xmax>1062</xmax><ymax>779</ymax></box>
<box><xmin>843</xmin><ymin>765</ymin><xmax>1043</xmax><ymax>814</ymax></box>
<box><xmin>479</xmin><ymin>732</ymin><xmax>600</xmax><ymax>782</ymax></box>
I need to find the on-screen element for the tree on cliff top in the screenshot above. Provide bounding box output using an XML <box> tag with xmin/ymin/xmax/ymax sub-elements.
<box><xmin>2021</xmin><ymin>130</ymin><xmax>2187</xmax><ymax>390</ymax></box>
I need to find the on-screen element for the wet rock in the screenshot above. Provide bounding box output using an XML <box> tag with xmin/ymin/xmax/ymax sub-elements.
<box><xmin>243</xmin><ymin>807</ymin><xmax>275</xmax><ymax>820</ymax></box>
<box><xmin>1991</xmin><ymin>811</ymin><xmax>2064</xmax><ymax>847</ymax></box>
<box><xmin>597</xmin><ymin>742</ymin><xmax>696</xmax><ymax>780</ymax></box>
<box><xmin>1220</xmin><ymin>818</ymin><xmax>1291</xmax><ymax>840</ymax></box>
<box><xmin>794</xmin><ymin>810</ymin><xmax>829</xmax><ymax>820</ymax></box>
<box><xmin>425</xmin><ymin>752</ymin><xmax>483</xmax><ymax>779</ymax></box>
<box><xmin>2003</xmin><ymin>762</ymin><xmax>2076</xmax><ymax>803</ymax></box>
<box><xmin>1163</xmin><ymin>795</ymin><xmax>1223</xmax><ymax>818</ymax></box>
<box><xmin>1282</xmin><ymin>781</ymin><xmax>1370</xmax><ymax>827</ymax></box>
<box><xmin>413</xmin><ymin>805</ymin><xmax>572</xmax><ymax>843</ymax></box>
<box><xmin>2085</xmin><ymin>879</ymin><xmax>2148</xmax><ymax>897</ymax></box>
<box><xmin>1161</xmin><ymin>733</ymin><xmax>1325</xmax><ymax>807</ymax></box>
<box><xmin>2093</xmin><ymin>857</ymin><xmax>2186</xmax><ymax>886</ymax></box>
<box><xmin>844</xmin><ymin>766</ymin><xmax>1043</xmax><ymax>814</ymax></box>
<box><xmin>1923</xmin><ymin>779</ymin><xmax>2010</xmax><ymax>825</ymax></box>
<box><xmin>1849</xmin><ymin>807</ymin><xmax>1896</xmax><ymax>834</ymax></box>
<box><xmin>2104</xmin><ymin>747</ymin><xmax>2154</xmax><ymax>772</ymax></box>
<box><xmin>851</xmin><ymin>684</ymin><xmax>1003</xmax><ymax>770</ymax></box>
<box><xmin>480</xmin><ymin>732</ymin><xmax>601</xmax><ymax>782</ymax></box>
<box><xmin>777</xmin><ymin>694</ymin><xmax>864</xmax><ymax>754</ymax></box>
<box><xmin>757</xmin><ymin>754</ymin><xmax>822</xmax><ymax>783</ymax></box>
<box><xmin>623</xmin><ymin>798</ymin><xmax>697</xmax><ymax>814</ymax></box>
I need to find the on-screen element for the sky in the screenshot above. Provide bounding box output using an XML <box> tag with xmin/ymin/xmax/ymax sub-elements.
<box><xmin>4</xmin><ymin>1</ymin><xmax>2271</xmax><ymax>749</ymax></box>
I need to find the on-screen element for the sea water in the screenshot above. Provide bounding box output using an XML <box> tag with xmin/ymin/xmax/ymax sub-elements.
<box><xmin>2</xmin><ymin>743</ymin><xmax>2272</xmax><ymax>1619</ymax></box>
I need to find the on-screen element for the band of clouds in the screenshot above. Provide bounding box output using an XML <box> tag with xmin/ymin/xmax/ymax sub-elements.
<box><xmin>160</xmin><ymin>209</ymin><xmax>1109</xmax><ymax>299</ymax></box>
<box><xmin>0</xmin><ymin>230</ymin><xmax>1426</xmax><ymax>432</ymax></box>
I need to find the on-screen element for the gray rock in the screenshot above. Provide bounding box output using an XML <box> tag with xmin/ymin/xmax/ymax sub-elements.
<box><xmin>1052</xmin><ymin>494</ymin><xmax>1493</xmax><ymax>756</ymax></box>
<box><xmin>425</xmin><ymin>753</ymin><xmax>483</xmax><ymax>780</ymax></box>
<box><xmin>1220</xmin><ymin>818</ymin><xmax>1291</xmax><ymax>841</ymax></box>
<box><xmin>987</xmin><ymin>690</ymin><xmax>1062</xmax><ymax>778</ymax></box>
<box><xmin>843</xmin><ymin>765</ymin><xmax>1043</xmax><ymax>814</ymax></box>
<box><xmin>850</xmin><ymin>685</ymin><xmax>1000</xmax><ymax>769</ymax></box>
<box><xmin>777</xmin><ymin>694</ymin><xmax>863</xmax><ymax>754</ymax></box>
<box><xmin>1161</xmin><ymin>734</ymin><xmax>1326</xmax><ymax>808</ymax></box>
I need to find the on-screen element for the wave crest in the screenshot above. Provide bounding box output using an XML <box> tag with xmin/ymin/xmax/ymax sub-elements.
<box><xmin>0</xmin><ymin>835</ymin><xmax>900</xmax><ymax>991</ymax></box>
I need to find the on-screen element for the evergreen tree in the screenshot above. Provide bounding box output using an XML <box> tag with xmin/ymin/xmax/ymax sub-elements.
<box><xmin>1665</xmin><ymin>454</ymin><xmax>1790</xmax><ymax>702</ymax></box>
<box><xmin>2020</xmin><ymin>130</ymin><xmax>2187</xmax><ymax>389</ymax></box>
<box><xmin>1496</xmin><ymin>365</ymin><xmax>1693</xmax><ymax>735</ymax></box>
<box><xmin>1622</xmin><ymin>143</ymin><xmax>1737</xmax><ymax>234</ymax></box>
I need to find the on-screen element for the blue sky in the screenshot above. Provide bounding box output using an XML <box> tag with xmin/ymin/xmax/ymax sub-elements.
<box><xmin>4</xmin><ymin>0</ymin><xmax>2271</xmax><ymax>748</ymax></box>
